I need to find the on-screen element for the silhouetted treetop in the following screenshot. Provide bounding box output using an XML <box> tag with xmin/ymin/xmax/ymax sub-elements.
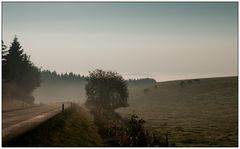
<box><xmin>4</xmin><ymin>37</ymin><xmax>25</xmax><ymax>83</ymax></box>
<box><xmin>85</xmin><ymin>69</ymin><xmax>128</xmax><ymax>110</ymax></box>
<box><xmin>40</xmin><ymin>70</ymin><xmax>86</xmax><ymax>84</ymax></box>
<box><xmin>127</xmin><ymin>78</ymin><xmax>156</xmax><ymax>86</ymax></box>
<box><xmin>40</xmin><ymin>69</ymin><xmax>156</xmax><ymax>87</ymax></box>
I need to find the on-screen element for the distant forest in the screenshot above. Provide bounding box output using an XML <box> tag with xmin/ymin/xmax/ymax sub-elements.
<box><xmin>127</xmin><ymin>78</ymin><xmax>156</xmax><ymax>86</ymax></box>
<box><xmin>40</xmin><ymin>70</ymin><xmax>156</xmax><ymax>86</ymax></box>
<box><xmin>40</xmin><ymin>70</ymin><xmax>86</xmax><ymax>84</ymax></box>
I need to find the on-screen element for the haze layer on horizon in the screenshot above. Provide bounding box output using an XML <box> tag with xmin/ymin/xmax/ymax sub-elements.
<box><xmin>2</xmin><ymin>2</ymin><xmax>238</xmax><ymax>81</ymax></box>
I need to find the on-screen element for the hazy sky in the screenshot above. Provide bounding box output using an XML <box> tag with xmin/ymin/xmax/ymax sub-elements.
<box><xmin>2</xmin><ymin>2</ymin><xmax>238</xmax><ymax>81</ymax></box>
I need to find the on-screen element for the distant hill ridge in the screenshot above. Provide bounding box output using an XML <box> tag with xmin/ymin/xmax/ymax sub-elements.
<box><xmin>157</xmin><ymin>76</ymin><xmax>238</xmax><ymax>84</ymax></box>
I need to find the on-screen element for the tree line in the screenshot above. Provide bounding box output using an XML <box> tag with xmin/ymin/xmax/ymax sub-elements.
<box><xmin>40</xmin><ymin>70</ymin><xmax>156</xmax><ymax>86</ymax></box>
<box><xmin>127</xmin><ymin>78</ymin><xmax>156</xmax><ymax>86</ymax></box>
<box><xmin>40</xmin><ymin>70</ymin><xmax>86</xmax><ymax>84</ymax></box>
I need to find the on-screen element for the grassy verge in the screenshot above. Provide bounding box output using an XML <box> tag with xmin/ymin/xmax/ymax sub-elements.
<box><xmin>4</xmin><ymin>104</ymin><xmax>103</xmax><ymax>147</ymax></box>
<box><xmin>2</xmin><ymin>99</ymin><xmax>35</xmax><ymax>112</ymax></box>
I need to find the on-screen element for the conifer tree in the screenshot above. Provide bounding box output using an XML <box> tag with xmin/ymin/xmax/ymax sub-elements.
<box><xmin>3</xmin><ymin>36</ymin><xmax>41</xmax><ymax>103</ymax></box>
<box><xmin>5</xmin><ymin>36</ymin><xmax>24</xmax><ymax>84</ymax></box>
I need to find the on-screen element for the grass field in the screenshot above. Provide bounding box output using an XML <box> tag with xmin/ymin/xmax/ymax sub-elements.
<box><xmin>4</xmin><ymin>104</ymin><xmax>103</xmax><ymax>147</ymax></box>
<box><xmin>116</xmin><ymin>76</ymin><xmax>238</xmax><ymax>147</ymax></box>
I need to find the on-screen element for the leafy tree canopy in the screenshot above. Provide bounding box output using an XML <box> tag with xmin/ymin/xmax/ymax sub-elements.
<box><xmin>85</xmin><ymin>69</ymin><xmax>128</xmax><ymax>110</ymax></box>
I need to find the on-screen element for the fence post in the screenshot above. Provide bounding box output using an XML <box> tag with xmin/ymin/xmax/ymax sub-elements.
<box><xmin>166</xmin><ymin>134</ymin><xmax>169</xmax><ymax>146</ymax></box>
<box><xmin>62</xmin><ymin>104</ymin><xmax>64</xmax><ymax>112</ymax></box>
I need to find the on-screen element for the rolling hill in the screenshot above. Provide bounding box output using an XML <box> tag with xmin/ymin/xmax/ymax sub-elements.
<box><xmin>116</xmin><ymin>76</ymin><xmax>238</xmax><ymax>146</ymax></box>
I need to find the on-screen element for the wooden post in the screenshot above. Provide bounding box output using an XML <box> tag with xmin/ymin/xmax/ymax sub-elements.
<box><xmin>165</xmin><ymin>134</ymin><xmax>169</xmax><ymax>146</ymax></box>
<box><xmin>62</xmin><ymin>104</ymin><xmax>64</xmax><ymax>112</ymax></box>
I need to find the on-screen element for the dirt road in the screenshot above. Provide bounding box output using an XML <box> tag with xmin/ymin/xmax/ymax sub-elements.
<box><xmin>2</xmin><ymin>103</ymin><xmax>70</xmax><ymax>144</ymax></box>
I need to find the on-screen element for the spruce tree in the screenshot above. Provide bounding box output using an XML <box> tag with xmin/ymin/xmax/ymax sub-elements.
<box><xmin>4</xmin><ymin>36</ymin><xmax>41</xmax><ymax>103</ymax></box>
<box><xmin>5</xmin><ymin>36</ymin><xmax>24</xmax><ymax>84</ymax></box>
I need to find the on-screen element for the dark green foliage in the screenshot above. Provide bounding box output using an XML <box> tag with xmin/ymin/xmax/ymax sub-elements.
<box><xmin>121</xmin><ymin>114</ymin><xmax>172</xmax><ymax>146</ymax></box>
<box><xmin>127</xmin><ymin>78</ymin><xmax>156</xmax><ymax>86</ymax></box>
<box><xmin>93</xmin><ymin>111</ymin><xmax>173</xmax><ymax>147</ymax></box>
<box><xmin>85</xmin><ymin>70</ymin><xmax>173</xmax><ymax>146</ymax></box>
<box><xmin>3</xmin><ymin>37</ymin><xmax>41</xmax><ymax>103</ymax></box>
<box><xmin>2</xmin><ymin>41</ymin><xmax>7</xmax><ymax>55</ymax></box>
<box><xmin>2</xmin><ymin>41</ymin><xmax>8</xmax><ymax>80</ymax></box>
<box><xmin>18</xmin><ymin>54</ymin><xmax>41</xmax><ymax>94</ymax></box>
<box><xmin>4</xmin><ymin>37</ymin><xmax>24</xmax><ymax>83</ymax></box>
<box><xmin>85</xmin><ymin>69</ymin><xmax>128</xmax><ymax>110</ymax></box>
<box><xmin>187</xmin><ymin>80</ymin><xmax>193</xmax><ymax>84</ymax></box>
<box><xmin>34</xmin><ymin>70</ymin><xmax>87</xmax><ymax>103</ymax></box>
<box><xmin>124</xmin><ymin>114</ymin><xmax>147</xmax><ymax>146</ymax></box>
<box><xmin>194</xmin><ymin>79</ymin><xmax>200</xmax><ymax>83</ymax></box>
<box><xmin>40</xmin><ymin>70</ymin><xmax>86</xmax><ymax>84</ymax></box>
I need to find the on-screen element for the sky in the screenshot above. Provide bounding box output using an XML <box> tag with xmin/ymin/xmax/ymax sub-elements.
<box><xmin>2</xmin><ymin>2</ymin><xmax>238</xmax><ymax>81</ymax></box>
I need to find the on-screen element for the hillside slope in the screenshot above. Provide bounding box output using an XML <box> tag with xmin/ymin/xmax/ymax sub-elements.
<box><xmin>117</xmin><ymin>76</ymin><xmax>238</xmax><ymax>146</ymax></box>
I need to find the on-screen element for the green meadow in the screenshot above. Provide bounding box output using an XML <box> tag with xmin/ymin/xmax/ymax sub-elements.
<box><xmin>117</xmin><ymin>76</ymin><xmax>238</xmax><ymax>147</ymax></box>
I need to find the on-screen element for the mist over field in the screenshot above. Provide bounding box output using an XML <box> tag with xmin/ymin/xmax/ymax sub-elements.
<box><xmin>33</xmin><ymin>80</ymin><xmax>86</xmax><ymax>104</ymax></box>
<box><xmin>2</xmin><ymin>2</ymin><xmax>238</xmax><ymax>147</ymax></box>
